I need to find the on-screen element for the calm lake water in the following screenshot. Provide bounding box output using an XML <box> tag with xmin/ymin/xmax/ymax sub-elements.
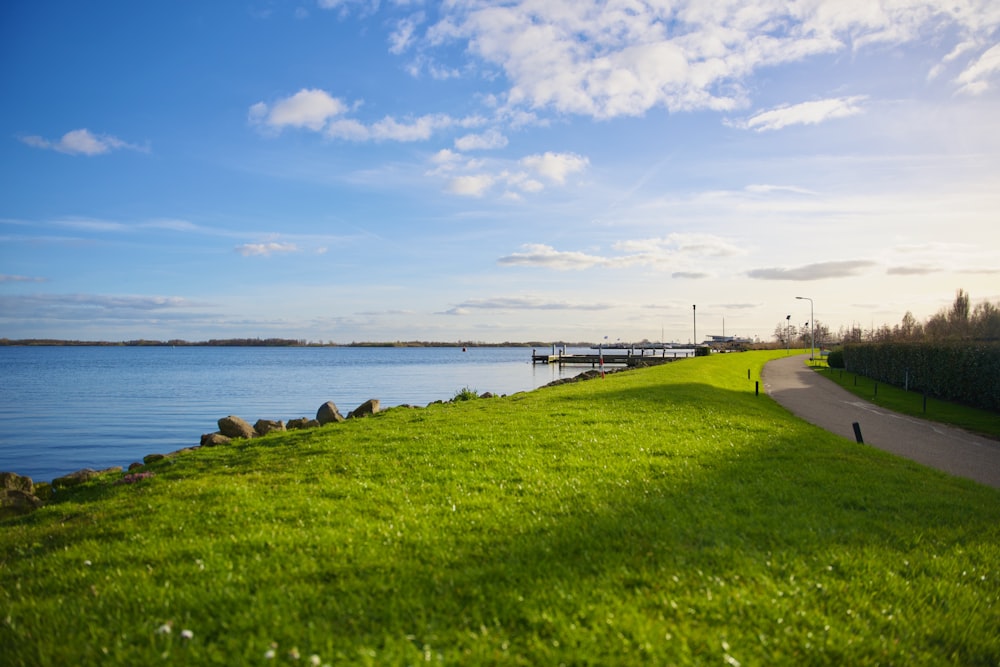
<box><xmin>0</xmin><ymin>345</ymin><xmax>639</xmax><ymax>483</ymax></box>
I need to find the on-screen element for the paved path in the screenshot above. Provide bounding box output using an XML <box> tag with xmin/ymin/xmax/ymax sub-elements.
<box><xmin>762</xmin><ymin>354</ymin><xmax>1000</xmax><ymax>489</ymax></box>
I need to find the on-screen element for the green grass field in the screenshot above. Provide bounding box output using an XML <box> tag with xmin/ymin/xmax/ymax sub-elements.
<box><xmin>3</xmin><ymin>350</ymin><xmax>999</xmax><ymax>665</ymax></box>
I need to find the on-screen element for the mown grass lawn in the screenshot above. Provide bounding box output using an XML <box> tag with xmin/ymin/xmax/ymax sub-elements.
<box><xmin>2</xmin><ymin>350</ymin><xmax>999</xmax><ymax>666</ymax></box>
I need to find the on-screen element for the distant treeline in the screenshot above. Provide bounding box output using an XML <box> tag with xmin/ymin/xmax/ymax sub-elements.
<box><xmin>0</xmin><ymin>338</ymin><xmax>590</xmax><ymax>348</ymax></box>
<box><xmin>0</xmin><ymin>338</ymin><xmax>309</xmax><ymax>347</ymax></box>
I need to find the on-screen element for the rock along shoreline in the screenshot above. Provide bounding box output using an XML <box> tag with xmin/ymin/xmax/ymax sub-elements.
<box><xmin>1</xmin><ymin>367</ymin><xmax>628</xmax><ymax>520</ymax></box>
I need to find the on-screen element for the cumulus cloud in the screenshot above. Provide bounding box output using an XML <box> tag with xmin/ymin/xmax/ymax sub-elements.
<box><xmin>235</xmin><ymin>242</ymin><xmax>301</xmax><ymax>257</ymax></box>
<box><xmin>249</xmin><ymin>88</ymin><xmax>347</xmax><ymax>132</ymax></box>
<box><xmin>732</xmin><ymin>96</ymin><xmax>867</xmax><ymax>132</ymax></box>
<box><xmin>446</xmin><ymin>174</ymin><xmax>495</xmax><ymax>197</ymax></box>
<box><xmin>747</xmin><ymin>260</ymin><xmax>876</xmax><ymax>281</ymax></box>
<box><xmin>521</xmin><ymin>152</ymin><xmax>589</xmax><ymax>184</ymax></box>
<box><xmin>454</xmin><ymin>128</ymin><xmax>508</xmax><ymax>151</ymax></box>
<box><xmin>420</xmin><ymin>2</ymin><xmax>997</xmax><ymax>119</ymax></box>
<box><xmin>20</xmin><ymin>128</ymin><xmax>146</xmax><ymax>156</ymax></box>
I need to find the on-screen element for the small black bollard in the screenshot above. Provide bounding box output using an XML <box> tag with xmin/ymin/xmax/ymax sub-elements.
<box><xmin>852</xmin><ymin>422</ymin><xmax>864</xmax><ymax>444</ymax></box>
<box><xmin>755</xmin><ymin>380</ymin><xmax>759</xmax><ymax>396</ymax></box>
<box><xmin>748</xmin><ymin>369</ymin><xmax>751</xmax><ymax>380</ymax></box>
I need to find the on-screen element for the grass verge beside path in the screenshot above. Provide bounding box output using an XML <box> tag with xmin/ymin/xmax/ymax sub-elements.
<box><xmin>3</xmin><ymin>351</ymin><xmax>999</xmax><ymax>665</ymax></box>
<box><xmin>808</xmin><ymin>359</ymin><xmax>1000</xmax><ymax>440</ymax></box>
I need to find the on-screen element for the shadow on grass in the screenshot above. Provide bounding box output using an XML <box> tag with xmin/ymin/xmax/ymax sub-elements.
<box><xmin>292</xmin><ymin>380</ymin><xmax>1000</xmax><ymax>657</ymax></box>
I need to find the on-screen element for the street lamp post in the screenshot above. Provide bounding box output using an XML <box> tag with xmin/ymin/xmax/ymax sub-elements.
<box><xmin>692</xmin><ymin>304</ymin><xmax>697</xmax><ymax>348</ymax></box>
<box><xmin>796</xmin><ymin>296</ymin><xmax>814</xmax><ymax>359</ymax></box>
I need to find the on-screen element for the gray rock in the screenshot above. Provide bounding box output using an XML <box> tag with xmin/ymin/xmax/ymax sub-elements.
<box><xmin>0</xmin><ymin>489</ymin><xmax>43</xmax><ymax>518</ymax></box>
<box><xmin>0</xmin><ymin>471</ymin><xmax>33</xmax><ymax>493</ymax></box>
<box><xmin>200</xmin><ymin>432</ymin><xmax>232</xmax><ymax>447</ymax></box>
<box><xmin>316</xmin><ymin>401</ymin><xmax>345</xmax><ymax>425</ymax></box>
<box><xmin>218</xmin><ymin>415</ymin><xmax>255</xmax><ymax>439</ymax></box>
<box><xmin>348</xmin><ymin>398</ymin><xmax>380</xmax><ymax>419</ymax></box>
<box><xmin>143</xmin><ymin>453</ymin><xmax>166</xmax><ymax>465</ymax></box>
<box><xmin>254</xmin><ymin>419</ymin><xmax>286</xmax><ymax>436</ymax></box>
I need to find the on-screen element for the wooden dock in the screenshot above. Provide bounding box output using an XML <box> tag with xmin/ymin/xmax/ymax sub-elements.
<box><xmin>531</xmin><ymin>347</ymin><xmax>691</xmax><ymax>367</ymax></box>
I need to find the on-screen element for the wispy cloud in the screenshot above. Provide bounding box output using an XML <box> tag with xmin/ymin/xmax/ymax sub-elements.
<box><xmin>499</xmin><ymin>233</ymin><xmax>748</xmax><ymax>272</ymax></box>
<box><xmin>443</xmin><ymin>295</ymin><xmax>611</xmax><ymax>315</ymax></box>
<box><xmin>0</xmin><ymin>274</ymin><xmax>48</xmax><ymax>283</ymax></box>
<box><xmin>235</xmin><ymin>242</ymin><xmax>301</xmax><ymax>257</ymax></box>
<box><xmin>20</xmin><ymin>129</ymin><xmax>147</xmax><ymax>156</ymax></box>
<box><xmin>956</xmin><ymin>43</ymin><xmax>1000</xmax><ymax>95</ymax></box>
<box><xmin>732</xmin><ymin>96</ymin><xmax>867</xmax><ymax>132</ymax></box>
<box><xmin>747</xmin><ymin>260</ymin><xmax>876</xmax><ymax>281</ymax></box>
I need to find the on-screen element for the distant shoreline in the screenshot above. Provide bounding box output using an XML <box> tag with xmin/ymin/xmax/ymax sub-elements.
<box><xmin>0</xmin><ymin>338</ymin><xmax>584</xmax><ymax>348</ymax></box>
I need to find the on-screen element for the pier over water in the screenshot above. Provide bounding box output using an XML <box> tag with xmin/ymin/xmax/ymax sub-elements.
<box><xmin>531</xmin><ymin>344</ymin><xmax>694</xmax><ymax>367</ymax></box>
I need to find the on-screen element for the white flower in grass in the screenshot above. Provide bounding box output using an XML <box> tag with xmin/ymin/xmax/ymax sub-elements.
<box><xmin>264</xmin><ymin>649</ymin><xmax>276</xmax><ymax>659</ymax></box>
<box><xmin>180</xmin><ymin>629</ymin><xmax>194</xmax><ymax>640</ymax></box>
<box><xmin>309</xmin><ymin>655</ymin><xmax>322</xmax><ymax>666</ymax></box>
<box><xmin>155</xmin><ymin>623</ymin><xmax>172</xmax><ymax>635</ymax></box>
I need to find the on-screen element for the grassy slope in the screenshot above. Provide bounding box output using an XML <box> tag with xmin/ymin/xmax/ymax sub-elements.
<box><xmin>2</xmin><ymin>351</ymin><xmax>999</xmax><ymax>666</ymax></box>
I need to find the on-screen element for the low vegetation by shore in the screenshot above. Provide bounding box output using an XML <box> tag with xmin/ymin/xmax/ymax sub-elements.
<box><xmin>2</xmin><ymin>351</ymin><xmax>999</xmax><ymax>665</ymax></box>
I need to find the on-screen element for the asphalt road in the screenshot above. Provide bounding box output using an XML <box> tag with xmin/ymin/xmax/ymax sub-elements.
<box><xmin>762</xmin><ymin>354</ymin><xmax>1000</xmax><ymax>489</ymax></box>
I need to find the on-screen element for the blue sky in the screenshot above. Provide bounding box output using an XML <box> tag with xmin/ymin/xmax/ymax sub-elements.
<box><xmin>2</xmin><ymin>1</ymin><xmax>998</xmax><ymax>344</ymax></box>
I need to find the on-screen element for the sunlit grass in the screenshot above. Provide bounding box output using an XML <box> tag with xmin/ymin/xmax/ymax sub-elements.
<box><xmin>2</xmin><ymin>351</ymin><xmax>999</xmax><ymax>665</ymax></box>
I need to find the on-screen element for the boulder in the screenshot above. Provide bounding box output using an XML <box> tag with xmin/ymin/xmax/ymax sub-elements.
<box><xmin>348</xmin><ymin>399</ymin><xmax>380</xmax><ymax>419</ymax></box>
<box><xmin>33</xmin><ymin>482</ymin><xmax>53</xmax><ymax>501</ymax></box>
<box><xmin>0</xmin><ymin>472</ymin><xmax>33</xmax><ymax>493</ymax></box>
<box><xmin>51</xmin><ymin>467</ymin><xmax>120</xmax><ymax>489</ymax></box>
<box><xmin>287</xmin><ymin>417</ymin><xmax>319</xmax><ymax>430</ymax></box>
<box><xmin>128</xmin><ymin>462</ymin><xmax>144</xmax><ymax>471</ymax></box>
<box><xmin>218</xmin><ymin>415</ymin><xmax>255</xmax><ymax>439</ymax></box>
<box><xmin>200</xmin><ymin>433</ymin><xmax>232</xmax><ymax>447</ymax></box>
<box><xmin>0</xmin><ymin>489</ymin><xmax>43</xmax><ymax>519</ymax></box>
<box><xmin>316</xmin><ymin>401</ymin><xmax>345</xmax><ymax>425</ymax></box>
<box><xmin>143</xmin><ymin>453</ymin><xmax>166</xmax><ymax>465</ymax></box>
<box><xmin>254</xmin><ymin>419</ymin><xmax>286</xmax><ymax>436</ymax></box>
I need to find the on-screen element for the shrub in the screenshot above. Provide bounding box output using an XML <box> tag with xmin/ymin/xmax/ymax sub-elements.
<box><xmin>826</xmin><ymin>349</ymin><xmax>845</xmax><ymax>368</ymax></box>
<box><xmin>452</xmin><ymin>386</ymin><xmax>479</xmax><ymax>402</ymax></box>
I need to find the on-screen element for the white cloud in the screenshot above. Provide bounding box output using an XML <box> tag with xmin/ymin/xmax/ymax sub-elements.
<box><xmin>956</xmin><ymin>43</ymin><xmax>1000</xmax><ymax>95</ymax></box>
<box><xmin>446</xmin><ymin>295</ymin><xmax>610</xmax><ymax>313</ymax></box>
<box><xmin>614</xmin><ymin>233</ymin><xmax>747</xmax><ymax>259</ymax></box>
<box><xmin>497</xmin><ymin>233</ymin><xmax>749</xmax><ymax>273</ymax></box>
<box><xmin>21</xmin><ymin>129</ymin><xmax>145</xmax><ymax>156</ymax></box>
<box><xmin>521</xmin><ymin>151</ymin><xmax>589</xmax><ymax>184</ymax></box>
<box><xmin>420</xmin><ymin>1</ymin><xmax>1000</xmax><ymax>120</ymax></box>
<box><xmin>747</xmin><ymin>260</ymin><xmax>877</xmax><ymax>280</ymax></box>
<box><xmin>454</xmin><ymin>128</ymin><xmax>508</xmax><ymax>151</ymax></box>
<box><xmin>734</xmin><ymin>96</ymin><xmax>867</xmax><ymax>132</ymax></box>
<box><xmin>497</xmin><ymin>244</ymin><xmax>609</xmax><ymax>270</ymax></box>
<box><xmin>235</xmin><ymin>242</ymin><xmax>301</xmax><ymax>257</ymax></box>
<box><xmin>447</xmin><ymin>174</ymin><xmax>495</xmax><ymax>197</ymax></box>
<box><xmin>250</xmin><ymin>89</ymin><xmax>347</xmax><ymax>132</ymax></box>
<box><xmin>389</xmin><ymin>13</ymin><xmax>424</xmax><ymax>55</ymax></box>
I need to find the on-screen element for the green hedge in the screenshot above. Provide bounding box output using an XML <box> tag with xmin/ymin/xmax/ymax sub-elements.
<box><xmin>843</xmin><ymin>342</ymin><xmax>1000</xmax><ymax>412</ymax></box>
